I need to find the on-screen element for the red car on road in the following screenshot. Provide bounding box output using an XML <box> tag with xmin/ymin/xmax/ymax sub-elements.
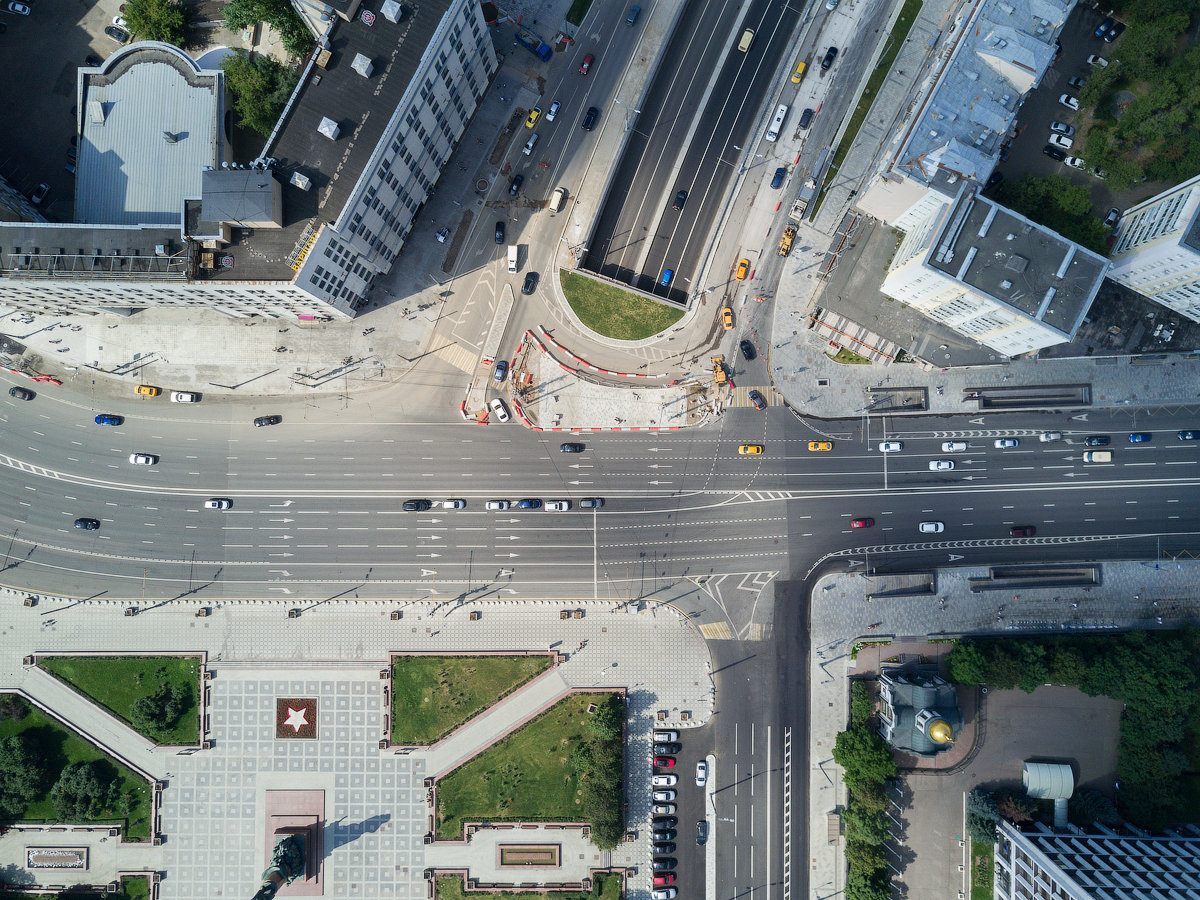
<box><xmin>851</xmin><ymin>518</ymin><xmax>874</xmax><ymax>529</ymax></box>
<box><xmin>653</xmin><ymin>756</ymin><xmax>675</xmax><ymax>768</ymax></box>
<box><xmin>579</xmin><ymin>53</ymin><xmax>594</xmax><ymax>74</ymax></box>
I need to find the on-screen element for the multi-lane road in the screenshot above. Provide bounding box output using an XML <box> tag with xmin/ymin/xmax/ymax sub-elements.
<box><xmin>4</xmin><ymin>385</ymin><xmax>1197</xmax><ymax>602</ymax></box>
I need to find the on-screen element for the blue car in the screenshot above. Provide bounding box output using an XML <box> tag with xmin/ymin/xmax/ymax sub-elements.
<box><xmin>1129</xmin><ymin>432</ymin><xmax>1151</xmax><ymax>442</ymax></box>
<box><xmin>493</xmin><ymin>360</ymin><xmax>508</xmax><ymax>384</ymax></box>
<box><xmin>1178</xmin><ymin>430</ymin><xmax>1199</xmax><ymax>440</ymax></box>
<box><xmin>95</xmin><ymin>414</ymin><xmax>124</xmax><ymax>426</ymax></box>
<box><xmin>660</xmin><ymin>269</ymin><xmax>673</xmax><ymax>286</ymax></box>
<box><xmin>517</xmin><ymin>499</ymin><xmax>542</xmax><ymax>509</ymax></box>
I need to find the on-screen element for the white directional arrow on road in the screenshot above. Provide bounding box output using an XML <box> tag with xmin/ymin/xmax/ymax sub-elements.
<box><xmin>568</xmin><ymin>464</ymin><xmax>593</xmax><ymax>469</ymax></box>
<box><xmin>268</xmin><ymin>534</ymin><xmax>295</xmax><ymax>540</ymax></box>
<box><xmin>568</xmin><ymin>480</ymin><xmax>593</xmax><ymax>485</ymax></box>
<box><xmin>501</xmin><ymin>588</ymin><xmax>519</xmax><ymax>594</ymax></box>
<box><xmin>499</xmin><ymin>535</ymin><xmax>520</xmax><ymax>541</ymax></box>
<box><xmin>269</xmin><ymin>570</ymin><xmax>292</xmax><ymax>577</ymax></box>
<box><xmin>647</xmin><ymin>480</ymin><xmax>672</xmax><ymax>485</ymax></box>
<box><xmin>417</xmin><ymin>552</ymin><xmax>441</xmax><ymax>559</ymax></box>
<box><xmin>420</xmin><ymin>569</ymin><xmax>437</xmax><ymax>576</ymax></box>
<box><xmin>949</xmin><ymin>554</ymin><xmax>964</xmax><ymax>561</ymax></box>
<box><xmin>420</xmin><ymin>534</ymin><xmax>444</xmax><ymax>541</ymax></box>
<box><xmin>269</xmin><ymin>518</ymin><xmax>294</xmax><ymax>524</ymax></box>
<box><xmin>269</xmin><ymin>552</ymin><xmax>295</xmax><ymax>557</ymax></box>
<box><xmin>648</xmin><ymin>463</ymin><xmax>672</xmax><ymax>469</ymax></box>
<box><xmin>498</xmin><ymin>568</ymin><xmax>515</xmax><ymax>577</ymax></box>
<box><xmin>1071</xmin><ymin>413</ymin><xmax>1089</xmax><ymax>420</ymax></box>
<box><xmin>969</xmin><ymin>417</ymin><xmax>986</xmax><ymax>425</ymax></box>
<box><xmin>269</xmin><ymin>501</ymin><xmax>294</xmax><ymax>508</ymax></box>
<box><xmin>497</xmin><ymin>552</ymin><xmax>519</xmax><ymax>558</ymax></box>
<box><xmin>848</xmin><ymin>560</ymin><xmax>864</xmax><ymax>568</ymax></box>
<box><xmin>269</xmin><ymin>587</ymin><xmax>293</xmax><ymax>594</ymax></box>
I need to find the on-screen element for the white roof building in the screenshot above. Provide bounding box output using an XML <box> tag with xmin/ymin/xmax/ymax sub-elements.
<box><xmin>1107</xmin><ymin>173</ymin><xmax>1200</xmax><ymax>323</ymax></box>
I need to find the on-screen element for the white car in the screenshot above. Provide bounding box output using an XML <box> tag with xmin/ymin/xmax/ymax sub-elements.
<box><xmin>929</xmin><ymin>460</ymin><xmax>954</xmax><ymax>471</ymax></box>
<box><xmin>652</xmin><ymin>774</ymin><xmax>678</xmax><ymax>787</ymax></box>
<box><xmin>878</xmin><ymin>441</ymin><xmax>902</xmax><ymax>452</ymax></box>
<box><xmin>488</xmin><ymin>397</ymin><xmax>510</xmax><ymax>423</ymax></box>
<box><xmin>7</xmin><ymin>2</ymin><xmax>30</xmax><ymax>14</ymax></box>
<box><xmin>652</xmin><ymin>890</ymin><xmax>677</xmax><ymax>900</ymax></box>
<box><xmin>112</xmin><ymin>15</ymin><xmax>127</xmax><ymax>27</ymax></box>
<box><xmin>652</xmin><ymin>790</ymin><xmax>677</xmax><ymax>802</ymax></box>
<box><xmin>941</xmin><ymin>441</ymin><xmax>967</xmax><ymax>452</ymax></box>
<box><xmin>1059</xmin><ymin>93</ymin><xmax>1079</xmax><ymax>110</ymax></box>
<box><xmin>545</xmin><ymin>500</ymin><xmax>571</xmax><ymax>511</ymax></box>
<box><xmin>204</xmin><ymin>498</ymin><xmax>233</xmax><ymax>510</ymax></box>
<box><xmin>486</xmin><ymin>500</ymin><xmax>511</xmax><ymax>510</ymax></box>
<box><xmin>170</xmin><ymin>391</ymin><xmax>200</xmax><ymax>403</ymax></box>
<box><xmin>652</xmin><ymin>803</ymin><xmax>676</xmax><ymax>816</ymax></box>
<box><xmin>994</xmin><ymin>438</ymin><xmax>1019</xmax><ymax>448</ymax></box>
<box><xmin>1086</xmin><ymin>54</ymin><xmax>1108</xmax><ymax>67</ymax></box>
<box><xmin>129</xmin><ymin>453</ymin><xmax>158</xmax><ymax>465</ymax></box>
<box><xmin>441</xmin><ymin>499</ymin><xmax>466</xmax><ymax>510</ymax></box>
<box><xmin>1039</xmin><ymin>431</ymin><xmax>1062</xmax><ymax>442</ymax></box>
<box><xmin>546</xmin><ymin>100</ymin><xmax>560</xmax><ymax>121</ymax></box>
<box><xmin>654</xmin><ymin>730</ymin><xmax>679</xmax><ymax>741</ymax></box>
<box><xmin>919</xmin><ymin>521</ymin><xmax>945</xmax><ymax>533</ymax></box>
<box><xmin>1048</xmin><ymin>133</ymin><xmax>1073</xmax><ymax>150</ymax></box>
<box><xmin>695</xmin><ymin>760</ymin><xmax>708</xmax><ymax>786</ymax></box>
<box><xmin>1064</xmin><ymin>156</ymin><xmax>1086</xmax><ymax>169</ymax></box>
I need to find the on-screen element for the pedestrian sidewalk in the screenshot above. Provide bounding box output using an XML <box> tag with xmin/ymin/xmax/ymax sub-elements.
<box><xmin>805</xmin><ymin>559</ymin><xmax>1200</xmax><ymax>899</ymax></box>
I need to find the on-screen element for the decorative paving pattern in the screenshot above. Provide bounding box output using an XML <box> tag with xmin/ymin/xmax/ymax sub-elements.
<box><xmin>159</xmin><ymin>670</ymin><xmax>427</xmax><ymax>900</ymax></box>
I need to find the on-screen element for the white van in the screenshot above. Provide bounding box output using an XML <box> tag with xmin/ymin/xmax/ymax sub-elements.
<box><xmin>522</xmin><ymin>133</ymin><xmax>538</xmax><ymax>156</ymax></box>
<box><xmin>507</xmin><ymin>245</ymin><xmax>519</xmax><ymax>272</ymax></box>
<box><xmin>549</xmin><ymin>187</ymin><xmax>567</xmax><ymax>212</ymax></box>
<box><xmin>1083</xmin><ymin>450</ymin><xmax>1112</xmax><ymax>462</ymax></box>
<box><xmin>765</xmin><ymin>104</ymin><xmax>788</xmax><ymax>142</ymax></box>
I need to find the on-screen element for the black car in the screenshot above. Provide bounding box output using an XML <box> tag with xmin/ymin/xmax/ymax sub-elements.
<box><xmin>653</xmin><ymin>816</ymin><xmax>678</xmax><ymax>828</ymax></box>
<box><xmin>672</xmin><ymin>189</ymin><xmax>687</xmax><ymax>211</ymax></box>
<box><xmin>749</xmin><ymin>389</ymin><xmax>767</xmax><ymax>410</ymax></box>
<box><xmin>739</xmin><ymin>339</ymin><xmax>756</xmax><ymax>361</ymax></box>
<box><xmin>495</xmin><ymin>221</ymin><xmax>505</xmax><ymax>243</ymax></box>
<box><xmin>403</xmin><ymin>499</ymin><xmax>432</xmax><ymax>511</ymax></box>
<box><xmin>73</xmin><ymin>517</ymin><xmax>100</xmax><ymax>531</ymax></box>
<box><xmin>522</xmin><ymin>271</ymin><xmax>539</xmax><ymax>294</ymax></box>
<box><xmin>1179</xmin><ymin>430</ymin><xmax>1200</xmax><ymax>440</ymax></box>
<box><xmin>652</xmin><ymin>842</ymin><xmax>676</xmax><ymax>854</ymax></box>
<box><xmin>798</xmin><ymin>108</ymin><xmax>814</xmax><ymax>129</ymax></box>
<box><xmin>652</xmin><ymin>828</ymin><xmax>677</xmax><ymax>841</ymax></box>
<box><xmin>580</xmin><ymin>497</ymin><xmax>605</xmax><ymax>508</ymax></box>
<box><xmin>1042</xmin><ymin>145</ymin><xmax>1066</xmax><ymax>161</ymax></box>
<box><xmin>85</xmin><ymin>55</ymin><xmax>101</xmax><ymax>67</ymax></box>
<box><xmin>1104</xmin><ymin>22</ymin><xmax>1125</xmax><ymax>42</ymax></box>
<box><xmin>650</xmin><ymin>859</ymin><xmax>676</xmax><ymax>871</ymax></box>
<box><xmin>581</xmin><ymin>106</ymin><xmax>599</xmax><ymax>131</ymax></box>
<box><xmin>560</xmin><ymin>442</ymin><xmax>585</xmax><ymax>453</ymax></box>
<box><xmin>8</xmin><ymin>386</ymin><xmax>35</xmax><ymax>401</ymax></box>
<box><xmin>696</xmin><ymin>820</ymin><xmax>709</xmax><ymax>845</ymax></box>
<box><xmin>254</xmin><ymin>415</ymin><xmax>282</xmax><ymax>427</ymax></box>
<box><xmin>509</xmin><ymin>174</ymin><xmax>524</xmax><ymax>196</ymax></box>
<box><xmin>1084</xmin><ymin>435</ymin><xmax>1110</xmax><ymax>446</ymax></box>
<box><xmin>770</xmin><ymin>167</ymin><xmax>786</xmax><ymax>189</ymax></box>
<box><xmin>654</xmin><ymin>742</ymin><xmax>681</xmax><ymax>754</ymax></box>
<box><xmin>821</xmin><ymin>46</ymin><xmax>838</xmax><ymax>69</ymax></box>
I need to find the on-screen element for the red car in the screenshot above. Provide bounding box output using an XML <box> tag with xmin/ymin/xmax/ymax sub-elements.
<box><xmin>1010</xmin><ymin>526</ymin><xmax>1036</xmax><ymax>537</ymax></box>
<box><xmin>851</xmin><ymin>518</ymin><xmax>874</xmax><ymax>529</ymax></box>
<box><xmin>653</xmin><ymin>875</ymin><xmax>676</xmax><ymax>886</ymax></box>
<box><xmin>653</xmin><ymin>756</ymin><xmax>675</xmax><ymax>768</ymax></box>
<box><xmin>579</xmin><ymin>53</ymin><xmax>594</xmax><ymax>75</ymax></box>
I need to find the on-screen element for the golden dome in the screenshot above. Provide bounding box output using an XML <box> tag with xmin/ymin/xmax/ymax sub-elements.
<box><xmin>928</xmin><ymin>717</ymin><xmax>954</xmax><ymax>744</ymax></box>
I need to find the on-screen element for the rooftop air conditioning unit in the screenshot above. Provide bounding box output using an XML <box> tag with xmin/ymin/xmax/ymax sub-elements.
<box><xmin>155</xmin><ymin>244</ymin><xmax>167</xmax><ymax>256</ymax></box>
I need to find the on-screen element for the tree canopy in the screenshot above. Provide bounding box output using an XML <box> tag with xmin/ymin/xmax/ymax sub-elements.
<box><xmin>995</xmin><ymin>175</ymin><xmax>1109</xmax><ymax>254</ymax></box>
<box><xmin>223</xmin><ymin>0</ymin><xmax>314</xmax><ymax>60</ymax></box>
<box><xmin>51</xmin><ymin>761</ymin><xmax>121</xmax><ymax>821</ymax></box>
<box><xmin>0</xmin><ymin>733</ymin><xmax>50</xmax><ymax>820</ymax></box>
<box><xmin>122</xmin><ymin>0</ymin><xmax>191</xmax><ymax>46</ymax></box>
<box><xmin>222</xmin><ymin>50</ymin><xmax>298</xmax><ymax>138</ymax></box>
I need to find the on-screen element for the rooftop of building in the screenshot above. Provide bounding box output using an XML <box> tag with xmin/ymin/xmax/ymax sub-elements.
<box><xmin>75</xmin><ymin>42</ymin><xmax>221</xmax><ymax>228</ymax></box>
<box><xmin>199</xmin><ymin>0</ymin><xmax>453</xmax><ymax>285</ymax></box>
<box><xmin>0</xmin><ymin>222</ymin><xmax>188</xmax><ymax>279</ymax></box>
<box><xmin>927</xmin><ymin>189</ymin><xmax>1108</xmax><ymax>335</ymax></box>
<box><xmin>893</xmin><ymin>0</ymin><xmax>1070</xmax><ymax>188</ymax></box>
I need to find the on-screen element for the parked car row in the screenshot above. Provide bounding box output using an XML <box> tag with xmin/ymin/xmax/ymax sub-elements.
<box><xmin>650</xmin><ymin>730</ymin><xmax>708</xmax><ymax>899</ymax></box>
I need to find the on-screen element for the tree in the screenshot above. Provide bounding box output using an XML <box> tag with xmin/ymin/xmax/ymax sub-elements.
<box><xmin>845</xmin><ymin>869</ymin><xmax>891</xmax><ymax>900</ymax></box>
<box><xmin>1069</xmin><ymin>788</ymin><xmax>1120</xmax><ymax>826</ymax></box>
<box><xmin>966</xmin><ymin>788</ymin><xmax>1000</xmax><ymax>845</ymax></box>
<box><xmin>222</xmin><ymin>51</ymin><xmax>298</xmax><ymax>137</ymax></box>
<box><xmin>850</xmin><ymin>779</ymin><xmax>888</xmax><ymax>814</ymax></box>
<box><xmin>123</xmin><ymin>0</ymin><xmax>191</xmax><ymax>46</ymax></box>
<box><xmin>129</xmin><ymin>683</ymin><xmax>191</xmax><ymax>736</ymax></box>
<box><xmin>842</xmin><ymin>801</ymin><xmax>890</xmax><ymax>845</ymax></box>
<box><xmin>850</xmin><ymin>680</ymin><xmax>873</xmax><ymax>726</ymax></box>
<box><xmin>833</xmin><ymin>725</ymin><xmax>896</xmax><ymax>790</ymax></box>
<box><xmin>945</xmin><ymin>642</ymin><xmax>988</xmax><ymax>685</ymax></box>
<box><xmin>0</xmin><ymin>733</ymin><xmax>50</xmax><ymax>820</ymax></box>
<box><xmin>0</xmin><ymin>695</ymin><xmax>29</xmax><ymax>723</ymax></box>
<box><xmin>51</xmin><ymin>761</ymin><xmax>119</xmax><ymax>821</ymax></box>
<box><xmin>845</xmin><ymin>839</ymin><xmax>888</xmax><ymax>877</ymax></box>
<box><xmin>994</xmin><ymin>789</ymin><xmax>1037</xmax><ymax>824</ymax></box>
<box><xmin>223</xmin><ymin>0</ymin><xmax>313</xmax><ymax>60</ymax></box>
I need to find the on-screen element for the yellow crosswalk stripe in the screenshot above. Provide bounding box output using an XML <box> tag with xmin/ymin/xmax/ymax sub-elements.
<box><xmin>699</xmin><ymin>622</ymin><xmax>735</xmax><ymax>640</ymax></box>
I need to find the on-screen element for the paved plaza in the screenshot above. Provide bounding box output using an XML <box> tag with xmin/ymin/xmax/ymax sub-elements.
<box><xmin>0</xmin><ymin>596</ymin><xmax>715</xmax><ymax>899</ymax></box>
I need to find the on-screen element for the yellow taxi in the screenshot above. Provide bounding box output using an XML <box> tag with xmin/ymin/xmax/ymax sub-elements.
<box><xmin>135</xmin><ymin>384</ymin><xmax>161</xmax><ymax>396</ymax></box>
<box><xmin>808</xmin><ymin>441</ymin><xmax>833</xmax><ymax>451</ymax></box>
<box><xmin>735</xmin><ymin>258</ymin><xmax>750</xmax><ymax>281</ymax></box>
<box><xmin>525</xmin><ymin>107</ymin><xmax>542</xmax><ymax>128</ymax></box>
<box><xmin>791</xmin><ymin>61</ymin><xmax>807</xmax><ymax>84</ymax></box>
<box><xmin>738</xmin><ymin>444</ymin><xmax>764</xmax><ymax>455</ymax></box>
<box><xmin>721</xmin><ymin>307</ymin><xmax>734</xmax><ymax>330</ymax></box>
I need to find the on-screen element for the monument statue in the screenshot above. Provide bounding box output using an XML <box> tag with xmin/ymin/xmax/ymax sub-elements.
<box><xmin>251</xmin><ymin>834</ymin><xmax>306</xmax><ymax>900</ymax></box>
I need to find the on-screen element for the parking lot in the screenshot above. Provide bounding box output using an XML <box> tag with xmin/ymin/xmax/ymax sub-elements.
<box><xmin>990</xmin><ymin>4</ymin><xmax>1162</xmax><ymax>219</ymax></box>
<box><xmin>646</xmin><ymin>728</ymin><xmax>710</xmax><ymax>899</ymax></box>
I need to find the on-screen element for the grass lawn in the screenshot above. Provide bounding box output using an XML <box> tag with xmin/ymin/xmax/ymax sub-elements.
<box><xmin>560</xmin><ymin>271</ymin><xmax>684</xmax><ymax>341</ymax></box>
<box><xmin>0</xmin><ymin>697</ymin><xmax>152</xmax><ymax>840</ymax></box>
<box><xmin>970</xmin><ymin>841</ymin><xmax>994</xmax><ymax>900</ymax></box>
<box><xmin>811</xmin><ymin>0</ymin><xmax>923</xmax><ymax>218</ymax></box>
<box><xmin>39</xmin><ymin>655</ymin><xmax>200</xmax><ymax>744</ymax></box>
<box><xmin>829</xmin><ymin>347</ymin><xmax>872</xmax><ymax>364</ymax></box>
<box><xmin>435</xmin><ymin>692</ymin><xmax>615</xmax><ymax>838</ymax></box>
<box><xmin>564</xmin><ymin>0</ymin><xmax>594</xmax><ymax>27</ymax></box>
<box><xmin>435</xmin><ymin>872</ymin><xmax>622</xmax><ymax>900</ymax></box>
<box><xmin>392</xmin><ymin>655</ymin><xmax>552</xmax><ymax>745</ymax></box>
<box><xmin>4</xmin><ymin>879</ymin><xmax>149</xmax><ymax>900</ymax></box>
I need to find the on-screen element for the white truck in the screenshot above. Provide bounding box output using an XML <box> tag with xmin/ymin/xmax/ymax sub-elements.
<box><xmin>507</xmin><ymin>245</ymin><xmax>519</xmax><ymax>272</ymax></box>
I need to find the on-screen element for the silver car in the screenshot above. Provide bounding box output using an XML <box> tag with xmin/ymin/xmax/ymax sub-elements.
<box><xmin>653</xmin><ymin>790</ymin><xmax>677</xmax><ymax>802</ymax></box>
<box><xmin>170</xmin><ymin>391</ymin><xmax>200</xmax><ymax>403</ymax></box>
<box><xmin>545</xmin><ymin>500</ymin><xmax>571</xmax><ymax>511</ymax></box>
<box><xmin>486</xmin><ymin>500</ymin><xmax>511</xmax><ymax>510</ymax></box>
<box><xmin>941</xmin><ymin>441</ymin><xmax>967</xmax><ymax>452</ymax></box>
<box><xmin>878</xmin><ymin>441</ymin><xmax>902</xmax><ymax>452</ymax></box>
<box><xmin>441</xmin><ymin>499</ymin><xmax>466</xmax><ymax>510</ymax></box>
<box><xmin>129</xmin><ymin>453</ymin><xmax>158</xmax><ymax>465</ymax></box>
<box><xmin>994</xmin><ymin>439</ymin><xmax>1019</xmax><ymax>448</ymax></box>
<box><xmin>919</xmin><ymin>521</ymin><xmax>945</xmax><ymax>533</ymax></box>
<box><xmin>929</xmin><ymin>460</ymin><xmax>954</xmax><ymax>471</ymax></box>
